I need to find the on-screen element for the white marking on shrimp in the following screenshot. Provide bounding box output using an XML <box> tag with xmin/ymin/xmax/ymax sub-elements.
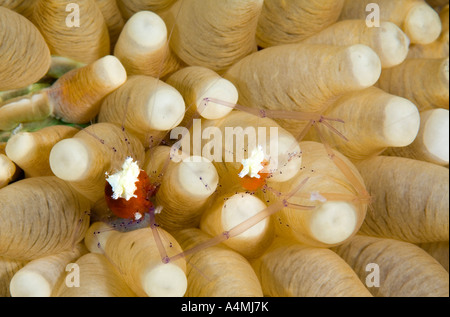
<box><xmin>105</xmin><ymin>156</ymin><xmax>140</xmax><ymax>200</ymax></box>
<box><xmin>310</xmin><ymin>191</ymin><xmax>327</xmax><ymax>203</ymax></box>
<box><xmin>239</xmin><ymin>145</ymin><xmax>266</xmax><ymax>179</ymax></box>
<box><xmin>154</xmin><ymin>206</ymin><xmax>163</xmax><ymax>215</ymax></box>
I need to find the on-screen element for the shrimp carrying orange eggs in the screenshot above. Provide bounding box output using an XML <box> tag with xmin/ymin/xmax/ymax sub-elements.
<box><xmin>104</xmin><ymin>157</ymin><xmax>158</xmax><ymax>221</ymax></box>
<box><xmin>102</xmin><ymin>140</ymin><xmax>273</xmax><ymax>225</ymax></box>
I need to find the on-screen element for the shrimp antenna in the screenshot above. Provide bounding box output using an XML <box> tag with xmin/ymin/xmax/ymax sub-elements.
<box><xmin>168</xmin><ymin>177</ymin><xmax>310</xmax><ymax>262</ymax></box>
<box><xmin>314</xmin><ymin>124</ymin><xmax>370</xmax><ymax>203</ymax></box>
<box><xmin>203</xmin><ymin>97</ymin><xmax>349</xmax><ymax>143</ymax></box>
<box><xmin>148</xmin><ymin>209</ymin><xmax>170</xmax><ymax>264</ymax></box>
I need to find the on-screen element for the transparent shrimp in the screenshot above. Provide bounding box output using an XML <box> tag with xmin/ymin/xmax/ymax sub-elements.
<box><xmin>83</xmin><ymin>92</ymin><xmax>369</xmax><ymax>286</ymax></box>
<box><xmin>51</xmin><ymin>2</ymin><xmax>373</xmax><ymax>296</ymax></box>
